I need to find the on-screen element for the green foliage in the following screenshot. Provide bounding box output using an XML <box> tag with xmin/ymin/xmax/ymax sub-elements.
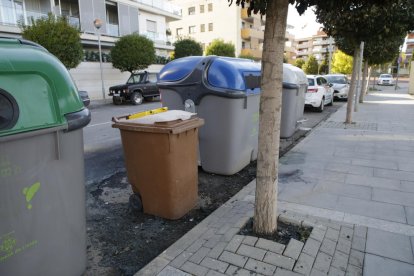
<box><xmin>238</xmin><ymin>54</ymin><xmax>255</xmax><ymax>60</ymax></box>
<box><xmin>111</xmin><ymin>34</ymin><xmax>155</xmax><ymax>73</ymax></box>
<box><xmin>205</xmin><ymin>39</ymin><xmax>235</xmax><ymax>57</ymax></box>
<box><xmin>173</xmin><ymin>39</ymin><xmax>203</xmax><ymax>59</ymax></box>
<box><xmin>302</xmin><ymin>55</ymin><xmax>319</xmax><ymax>74</ymax></box>
<box><xmin>332</xmin><ymin>50</ymin><xmax>353</xmax><ymax>74</ymax></box>
<box><xmin>20</xmin><ymin>13</ymin><xmax>82</xmax><ymax>69</ymax></box>
<box><xmin>294</xmin><ymin>58</ymin><xmax>305</xmax><ymax>69</ymax></box>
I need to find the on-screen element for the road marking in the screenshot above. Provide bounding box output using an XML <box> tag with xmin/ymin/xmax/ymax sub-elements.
<box><xmin>86</xmin><ymin>121</ymin><xmax>112</xmax><ymax>128</ymax></box>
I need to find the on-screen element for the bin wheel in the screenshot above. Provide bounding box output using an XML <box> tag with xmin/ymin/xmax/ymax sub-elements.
<box><xmin>130</xmin><ymin>92</ymin><xmax>143</xmax><ymax>105</ymax></box>
<box><xmin>129</xmin><ymin>193</ymin><xmax>143</xmax><ymax>213</ymax></box>
<box><xmin>317</xmin><ymin>98</ymin><xmax>324</xmax><ymax>112</ymax></box>
<box><xmin>113</xmin><ymin>96</ymin><xmax>122</xmax><ymax>105</ymax></box>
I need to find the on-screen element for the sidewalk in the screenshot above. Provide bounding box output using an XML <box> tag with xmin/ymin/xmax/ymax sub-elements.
<box><xmin>137</xmin><ymin>85</ymin><xmax>414</xmax><ymax>276</ymax></box>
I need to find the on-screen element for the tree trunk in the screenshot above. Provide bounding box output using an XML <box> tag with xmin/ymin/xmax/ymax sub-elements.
<box><xmin>253</xmin><ymin>0</ymin><xmax>288</xmax><ymax>235</ymax></box>
<box><xmin>359</xmin><ymin>60</ymin><xmax>369</xmax><ymax>103</ymax></box>
<box><xmin>365</xmin><ymin>66</ymin><xmax>372</xmax><ymax>95</ymax></box>
<box><xmin>346</xmin><ymin>47</ymin><xmax>359</xmax><ymax>124</ymax></box>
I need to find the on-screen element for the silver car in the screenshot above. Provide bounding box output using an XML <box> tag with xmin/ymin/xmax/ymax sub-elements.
<box><xmin>377</xmin><ymin>74</ymin><xmax>394</xmax><ymax>86</ymax></box>
<box><xmin>324</xmin><ymin>74</ymin><xmax>350</xmax><ymax>100</ymax></box>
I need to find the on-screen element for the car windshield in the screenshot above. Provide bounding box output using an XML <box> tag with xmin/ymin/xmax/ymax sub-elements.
<box><xmin>380</xmin><ymin>74</ymin><xmax>392</xmax><ymax>78</ymax></box>
<box><xmin>308</xmin><ymin>78</ymin><xmax>315</xmax><ymax>86</ymax></box>
<box><xmin>325</xmin><ymin>76</ymin><xmax>347</xmax><ymax>84</ymax></box>
<box><xmin>127</xmin><ymin>74</ymin><xmax>145</xmax><ymax>84</ymax></box>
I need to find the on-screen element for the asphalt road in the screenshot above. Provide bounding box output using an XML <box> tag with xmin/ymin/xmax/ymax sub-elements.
<box><xmin>83</xmin><ymin>98</ymin><xmax>346</xmax><ymax>184</ymax></box>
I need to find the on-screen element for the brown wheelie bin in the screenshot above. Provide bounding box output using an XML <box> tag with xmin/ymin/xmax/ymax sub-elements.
<box><xmin>112</xmin><ymin>115</ymin><xmax>204</xmax><ymax>220</ymax></box>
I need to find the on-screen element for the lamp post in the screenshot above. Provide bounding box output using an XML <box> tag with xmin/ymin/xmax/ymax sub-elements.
<box><xmin>94</xmin><ymin>18</ymin><xmax>105</xmax><ymax>100</ymax></box>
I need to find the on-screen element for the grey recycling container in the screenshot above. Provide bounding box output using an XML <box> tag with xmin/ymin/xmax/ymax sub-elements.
<box><xmin>280</xmin><ymin>64</ymin><xmax>308</xmax><ymax>138</ymax></box>
<box><xmin>158</xmin><ymin>56</ymin><xmax>261</xmax><ymax>175</ymax></box>
<box><xmin>0</xmin><ymin>38</ymin><xmax>91</xmax><ymax>276</ymax></box>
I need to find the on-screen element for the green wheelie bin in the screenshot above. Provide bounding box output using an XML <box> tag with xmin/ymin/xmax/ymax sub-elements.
<box><xmin>0</xmin><ymin>38</ymin><xmax>91</xmax><ymax>275</ymax></box>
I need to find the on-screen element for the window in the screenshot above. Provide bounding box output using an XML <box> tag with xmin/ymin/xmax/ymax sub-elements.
<box><xmin>317</xmin><ymin>78</ymin><xmax>323</xmax><ymax>85</ymax></box>
<box><xmin>176</xmin><ymin>28</ymin><xmax>183</xmax><ymax>36</ymax></box>
<box><xmin>148</xmin><ymin>74</ymin><xmax>158</xmax><ymax>83</ymax></box>
<box><xmin>200</xmin><ymin>5</ymin><xmax>204</xmax><ymax>13</ymax></box>
<box><xmin>208</xmin><ymin>3</ymin><xmax>213</xmax><ymax>11</ymax></box>
<box><xmin>200</xmin><ymin>24</ymin><xmax>205</xmax><ymax>32</ymax></box>
<box><xmin>146</xmin><ymin>20</ymin><xmax>157</xmax><ymax>33</ymax></box>
<box><xmin>242</xmin><ymin>41</ymin><xmax>246</xmax><ymax>48</ymax></box>
<box><xmin>188</xmin><ymin>6</ymin><xmax>195</xmax><ymax>15</ymax></box>
<box><xmin>208</xmin><ymin>23</ymin><xmax>213</xmax><ymax>32</ymax></box>
<box><xmin>189</xmin><ymin>26</ymin><xmax>196</xmax><ymax>34</ymax></box>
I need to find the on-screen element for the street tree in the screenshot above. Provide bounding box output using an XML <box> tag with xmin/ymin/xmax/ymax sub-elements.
<box><xmin>294</xmin><ymin>58</ymin><xmax>305</xmax><ymax>69</ymax></box>
<box><xmin>319</xmin><ymin>60</ymin><xmax>329</xmax><ymax>75</ymax></box>
<box><xmin>205</xmin><ymin>39</ymin><xmax>235</xmax><ymax>57</ymax></box>
<box><xmin>331</xmin><ymin>50</ymin><xmax>353</xmax><ymax>74</ymax></box>
<box><xmin>302</xmin><ymin>55</ymin><xmax>319</xmax><ymax>74</ymax></box>
<box><xmin>111</xmin><ymin>34</ymin><xmax>155</xmax><ymax>73</ymax></box>
<box><xmin>313</xmin><ymin>0</ymin><xmax>414</xmax><ymax>123</ymax></box>
<box><xmin>20</xmin><ymin>13</ymin><xmax>83</xmax><ymax>69</ymax></box>
<box><xmin>173</xmin><ymin>38</ymin><xmax>203</xmax><ymax>59</ymax></box>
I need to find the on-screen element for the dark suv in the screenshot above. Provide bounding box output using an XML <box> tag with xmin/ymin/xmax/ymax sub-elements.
<box><xmin>108</xmin><ymin>71</ymin><xmax>159</xmax><ymax>105</ymax></box>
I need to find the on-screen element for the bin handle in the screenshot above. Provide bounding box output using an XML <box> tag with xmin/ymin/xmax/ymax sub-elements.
<box><xmin>112</xmin><ymin>107</ymin><xmax>168</xmax><ymax>122</ymax></box>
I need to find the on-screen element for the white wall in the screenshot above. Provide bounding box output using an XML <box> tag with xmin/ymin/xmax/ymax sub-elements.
<box><xmin>409</xmin><ymin>61</ymin><xmax>414</xmax><ymax>95</ymax></box>
<box><xmin>69</xmin><ymin>62</ymin><xmax>164</xmax><ymax>100</ymax></box>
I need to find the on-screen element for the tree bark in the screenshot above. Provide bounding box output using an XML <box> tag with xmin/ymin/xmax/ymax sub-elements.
<box><xmin>346</xmin><ymin>47</ymin><xmax>359</xmax><ymax>124</ymax></box>
<box><xmin>359</xmin><ymin>60</ymin><xmax>369</xmax><ymax>103</ymax></box>
<box><xmin>253</xmin><ymin>0</ymin><xmax>288</xmax><ymax>235</ymax></box>
<box><xmin>365</xmin><ymin>65</ymin><xmax>372</xmax><ymax>95</ymax></box>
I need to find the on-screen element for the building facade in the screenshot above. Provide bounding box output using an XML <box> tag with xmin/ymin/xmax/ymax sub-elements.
<box><xmin>168</xmin><ymin>0</ymin><xmax>264</xmax><ymax>59</ymax></box>
<box><xmin>0</xmin><ymin>0</ymin><xmax>181</xmax><ymax>57</ymax></box>
<box><xmin>405</xmin><ymin>32</ymin><xmax>414</xmax><ymax>62</ymax></box>
<box><xmin>296</xmin><ymin>30</ymin><xmax>336</xmax><ymax>63</ymax></box>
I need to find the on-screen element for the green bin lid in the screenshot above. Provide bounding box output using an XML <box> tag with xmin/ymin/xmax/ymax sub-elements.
<box><xmin>0</xmin><ymin>38</ymin><xmax>84</xmax><ymax>136</ymax></box>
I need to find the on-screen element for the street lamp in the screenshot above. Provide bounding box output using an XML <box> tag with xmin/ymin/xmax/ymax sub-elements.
<box><xmin>94</xmin><ymin>18</ymin><xmax>105</xmax><ymax>100</ymax></box>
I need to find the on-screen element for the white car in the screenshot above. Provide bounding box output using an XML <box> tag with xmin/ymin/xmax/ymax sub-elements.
<box><xmin>324</xmin><ymin>74</ymin><xmax>350</xmax><ymax>100</ymax></box>
<box><xmin>377</xmin><ymin>74</ymin><xmax>394</xmax><ymax>86</ymax></box>
<box><xmin>305</xmin><ymin>75</ymin><xmax>334</xmax><ymax>112</ymax></box>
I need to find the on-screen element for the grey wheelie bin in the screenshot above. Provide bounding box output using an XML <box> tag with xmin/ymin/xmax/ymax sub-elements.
<box><xmin>280</xmin><ymin>64</ymin><xmax>308</xmax><ymax>138</ymax></box>
<box><xmin>158</xmin><ymin>56</ymin><xmax>261</xmax><ymax>175</ymax></box>
<box><xmin>0</xmin><ymin>38</ymin><xmax>91</xmax><ymax>276</ymax></box>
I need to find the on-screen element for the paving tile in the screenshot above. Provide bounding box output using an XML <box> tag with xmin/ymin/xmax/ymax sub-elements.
<box><xmin>236</xmin><ymin>244</ymin><xmax>266</xmax><ymax>261</ymax></box>
<box><xmin>200</xmin><ymin>257</ymin><xmax>229</xmax><ymax>273</ymax></box>
<box><xmin>219</xmin><ymin>251</ymin><xmax>248</xmax><ymax>268</ymax></box>
<box><xmin>255</xmin><ymin>238</ymin><xmax>285</xmax><ymax>254</ymax></box>
<box><xmin>275</xmin><ymin>267</ymin><xmax>304</xmax><ymax>276</ymax></box>
<box><xmin>263</xmin><ymin>251</ymin><xmax>295</xmax><ymax>270</ymax></box>
<box><xmin>353</xmin><ymin>226</ymin><xmax>367</xmax><ymax>239</ymax></box>
<box><xmin>188</xmin><ymin>239</ymin><xmax>206</xmax><ymax>253</ymax></box>
<box><xmin>310</xmin><ymin>268</ymin><xmax>327</xmax><ymax>276</ymax></box>
<box><xmin>181</xmin><ymin>261</ymin><xmax>209</xmax><ymax>276</ymax></box>
<box><xmin>349</xmin><ymin>249</ymin><xmax>364</xmax><ymax>268</ymax></box>
<box><xmin>158</xmin><ymin>266</ymin><xmax>191</xmax><ymax>276</ymax></box>
<box><xmin>283</xmin><ymin>239</ymin><xmax>304</xmax><ymax>260</ymax></box>
<box><xmin>366</xmin><ymin>228</ymin><xmax>414</xmax><ymax>264</ymax></box>
<box><xmin>331</xmin><ymin>250</ymin><xmax>349</xmax><ymax>272</ymax></box>
<box><xmin>325</xmin><ymin>228</ymin><xmax>340</xmax><ymax>242</ymax></box>
<box><xmin>372</xmin><ymin>188</ymin><xmax>414</xmax><ymax>207</ymax></box>
<box><xmin>242</xmin><ymin>236</ymin><xmax>258</xmax><ymax>246</ymax></box>
<box><xmin>136</xmin><ymin>257</ymin><xmax>169</xmax><ymax>276</ymax></box>
<box><xmin>225</xmin><ymin>265</ymin><xmax>254</xmax><ymax>276</ymax></box>
<box><xmin>374</xmin><ymin>168</ymin><xmax>414</xmax><ymax>182</ymax></box>
<box><xmin>351</xmin><ymin>236</ymin><xmax>365</xmax><ymax>252</ymax></box>
<box><xmin>313</xmin><ymin>181</ymin><xmax>372</xmax><ymax>200</ymax></box>
<box><xmin>313</xmin><ymin>252</ymin><xmax>332</xmax><ymax>274</ymax></box>
<box><xmin>345</xmin><ymin>264</ymin><xmax>362</xmax><ymax>276</ymax></box>
<box><xmin>170</xmin><ymin>251</ymin><xmax>194</xmax><ymax>268</ymax></box>
<box><xmin>364</xmin><ymin>254</ymin><xmax>414</xmax><ymax>276</ymax></box>
<box><xmin>345</xmin><ymin>174</ymin><xmax>400</xmax><ymax>190</ymax></box>
<box><xmin>339</xmin><ymin>227</ymin><xmax>353</xmax><ymax>241</ymax></box>
<box><xmin>302</xmin><ymin>238</ymin><xmax>321</xmax><ymax>257</ymax></box>
<box><xmin>279</xmin><ymin>188</ymin><xmax>339</xmax><ymax>210</ymax></box>
<box><xmin>208</xmin><ymin>242</ymin><xmax>228</xmax><ymax>259</ymax></box>
<box><xmin>336</xmin><ymin>238</ymin><xmax>352</xmax><ymax>255</ymax></box>
<box><xmin>225</xmin><ymin>235</ymin><xmax>244</xmax><ymax>253</ymax></box>
<box><xmin>401</xmin><ymin>181</ymin><xmax>414</xmax><ymax>193</ymax></box>
<box><xmin>293</xmin><ymin>253</ymin><xmax>314</xmax><ymax>275</ymax></box>
<box><xmin>336</xmin><ymin>196</ymin><xmax>406</xmax><ymax>223</ymax></box>
<box><xmin>328</xmin><ymin>266</ymin><xmax>345</xmax><ymax>276</ymax></box>
<box><xmin>190</xmin><ymin>247</ymin><xmax>211</xmax><ymax>264</ymax></box>
<box><xmin>244</xmin><ymin>258</ymin><xmax>276</xmax><ymax>276</ymax></box>
<box><xmin>399</xmin><ymin>163</ymin><xmax>414</xmax><ymax>173</ymax></box>
<box><xmin>351</xmin><ymin>159</ymin><xmax>398</xmax><ymax>170</ymax></box>
<box><xmin>206</xmin><ymin>270</ymin><xmax>227</xmax><ymax>276</ymax></box>
<box><xmin>320</xmin><ymin>238</ymin><xmax>336</xmax><ymax>256</ymax></box>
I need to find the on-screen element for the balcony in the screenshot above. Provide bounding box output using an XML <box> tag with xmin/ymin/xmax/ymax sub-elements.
<box><xmin>297</xmin><ymin>43</ymin><xmax>309</xmax><ymax>49</ymax></box>
<box><xmin>106</xmin><ymin>23</ymin><xmax>119</xmax><ymax>36</ymax></box>
<box><xmin>0</xmin><ymin>4</ymin><xmax>47</xmax><ymax>27</ymax></box>
<box><xmin>241</xmin><ymin>8</ymin><xmax>254</xmax><ymax>23</ymax></box>
<box><xmin>136</xmin><ymin>0</ymin><xmax>181</xmax><ymax>21</ymax></box>
<box><xmin>241</xmin><ymin>48</ymin><xmax>262</xmax><ymax>59</ymax></box>
<box><xmin>241</xmin><ymin>28</ymin><xmax>264</xmax><ymax>41</ymax></box>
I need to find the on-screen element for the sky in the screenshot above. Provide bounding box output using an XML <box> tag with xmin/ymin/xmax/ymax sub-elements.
<box><xmin>286</xmin><ymin>5</ymin><xmax>322</xmax><ymax>39</ymax></box>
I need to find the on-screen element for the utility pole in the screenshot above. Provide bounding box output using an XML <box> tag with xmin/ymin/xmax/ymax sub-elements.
<box><xmin>94</xmin><ymin>19</ymin><xmax>106</xmax><ymax>100</ymax></box>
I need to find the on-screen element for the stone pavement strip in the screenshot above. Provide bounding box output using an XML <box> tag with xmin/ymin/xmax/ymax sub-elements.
<box><xmin>136</xmin><ymin>180</ymin><xmax>366</xmax><ymax>276</ymax></box>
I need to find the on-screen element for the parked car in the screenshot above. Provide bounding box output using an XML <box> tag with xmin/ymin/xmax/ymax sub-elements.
<box><xmin>324</xmin><ymin>74</ymin><xmax>350</xmax><ymax>100</ymax></box>
<box><xmin>306</xmin><ymin>75</ymin><xmax>334</xmax><ymax>112</ymax></box>
<box><xmin>108</xmin><ymin>71</ymin><xmax>159</xmax><ymax>105</ymax></box>
<box><xmin>78</xmin><ymin>90</ymin><xmax>90</xmax><ymax>107</ymax></box>
<box><xmin>377</xmin><ymin>74</ymin><xmax>394</xmax><ymax>86</ymax></box>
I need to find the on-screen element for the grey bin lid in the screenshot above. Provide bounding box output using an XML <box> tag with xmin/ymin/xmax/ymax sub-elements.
<box><xmin>283</xmin><ymin>64</ymin><xmax>308</xmax><ymax>87</ymax></box>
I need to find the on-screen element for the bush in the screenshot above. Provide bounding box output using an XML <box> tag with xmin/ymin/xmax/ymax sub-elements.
<box><xmin>21</xmin><ymin>13</ymin><xmax>83</xmax><ymax>69</ymax></box>
<box><xmin>294</xmin><ymin>58</ymin><xmax>305</xmax><ymax>69</ymax></box>
<box><xmin>205</xmin><ymin>39</ymin><xmax>235</xmax><ymax>57</ymax></box>
<box><xmin>173</xmin><ymin>39</ymin><xmax>203</xmax><ymax>59</ymax></box>
<box><xmin>303</xmin><ymin>55</ymin><xmax>319</xmax><ymax>75</ymax></box>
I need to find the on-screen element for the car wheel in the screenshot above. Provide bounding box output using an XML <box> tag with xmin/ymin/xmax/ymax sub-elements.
<box><xmin>317</xmin><ymin>97</ymin><xmax>324</xmax><ymax>112</ymax></box>
<box><xmin>130</xmin><ymin>92</ymin><xmax>143</xmax><ymax>105</ymax></box>
<box><xmin>328</xmin><ymin>96</ymin><xmax>334</xmax><ymax>106</ymax></box>
<box><xmin>113</xmin><ymin>96</ymin><xmax>122</xmax><ymax>105</ymax></box>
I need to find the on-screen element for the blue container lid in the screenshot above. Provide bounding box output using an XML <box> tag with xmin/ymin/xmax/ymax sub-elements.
<box><xmin>158</xmin><ymin>56</ymin><xmax>205</xmax><ymax>82</ymax></box>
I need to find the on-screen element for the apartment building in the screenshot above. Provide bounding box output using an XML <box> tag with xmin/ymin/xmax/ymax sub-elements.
<box><xmin>0</xmin><ymin>0</ymin><xmax>182</xmax><ymax>57</ymax></box>
<box><xmin>168</xmin><ymin>0</ymin><xmax>265</xmax><ymax>59</ymax></box>
<box><xmin>296</xmin><ymin>29</ymin><xmax>336</xmax><ymax>62</ymax></box>
<box><xmin>405</xmin><ymin>32</ymin><xmax>414</xmax><ymax>62</ymax></box>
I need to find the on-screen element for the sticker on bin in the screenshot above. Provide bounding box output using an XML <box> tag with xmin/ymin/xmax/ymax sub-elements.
<box><xmin>129</xmin><ymin>110</ymin><xmax>196</xmax><ymax>125</ymax></box>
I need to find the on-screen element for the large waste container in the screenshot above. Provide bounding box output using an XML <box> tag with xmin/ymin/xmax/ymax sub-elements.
<box><xmin>280</xmin><ymin>64</ymin><xmax>308</xmax><ymax>138</ymax></box>
<box><xmin>158</xmin><ymin>56</ymin><xmax>261</xmax><ymax>175</ymax></box>
<box><xmin>112</xmin><ymin>110</ymin><xmax>204</xmax><ymax>220</ymax></box>
<box><xmin>0</xmin><ymin>38</ymin><xmax>91</xmax><ymax>276</ymax></box>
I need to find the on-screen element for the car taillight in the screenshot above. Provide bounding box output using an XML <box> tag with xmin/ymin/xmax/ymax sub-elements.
<box><xmin>307</xmin><ymin>88</ymin><xmax>318</xmax><ymax>93</ymax></box>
